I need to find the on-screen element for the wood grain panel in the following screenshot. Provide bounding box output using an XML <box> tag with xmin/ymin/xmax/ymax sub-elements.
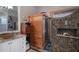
<box><xmin>29</xmin><ymin>15</ymin><xmax>44</xmax><ymax>49</ymax></box>
<box><xmin>21</xmin><ymin>23</ymin><xmax>26</xmax><ymax>34</ymax></box>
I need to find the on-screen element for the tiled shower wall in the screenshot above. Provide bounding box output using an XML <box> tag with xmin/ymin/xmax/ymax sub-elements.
<box><xmin>50</xmin><ymin>13</ymin><xmax>79</xmax><ymax>52</ymax></box>
<box><xmin>53</xmin><ymin>36</ymin><xmax>79</xmax><ymax>52</ymax></box>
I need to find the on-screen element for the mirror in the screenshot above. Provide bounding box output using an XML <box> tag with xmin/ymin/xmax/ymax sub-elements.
<box><xmin>8</xmin><ymin>6</ymin><xmax>18</xmax><ymax>31</ymax></box>
<box><xmin>0</xmin><ymin>6</ymin><xmax>18</xmax><ymax>34</ymax></box>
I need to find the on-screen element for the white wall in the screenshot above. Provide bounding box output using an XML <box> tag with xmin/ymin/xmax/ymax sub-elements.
<box><xmin>20</xmin><ymin>6</ymin><xmax>38</xmax><ymax>22</ymax></box>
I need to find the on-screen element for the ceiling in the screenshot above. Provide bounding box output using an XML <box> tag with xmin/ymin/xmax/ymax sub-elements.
<box><xmin>35</xmin><ymin>6</ymin><xmax>79</xmax><ymax>12</ymax></box>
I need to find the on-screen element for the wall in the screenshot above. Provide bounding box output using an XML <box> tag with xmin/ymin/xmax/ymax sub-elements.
<box><xmin>20</xmin><ymin>6</ymin><xmax>38</xmax><ymax>22</ymax></box>
<box><xmin>19</xmin><ymin>6</ymin><xmax>78</xmax><ymax>22</ymax></box>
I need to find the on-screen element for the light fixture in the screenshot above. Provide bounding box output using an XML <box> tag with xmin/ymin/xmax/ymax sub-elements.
<box><xmin>53</xmin><ymin>11</ymin><xmax>73</xmax><ymax>18</ymax></box>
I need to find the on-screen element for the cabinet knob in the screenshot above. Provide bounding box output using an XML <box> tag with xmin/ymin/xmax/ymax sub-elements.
<box><xmin>8</xmin><ymin>42</ymin><xmax>13</xmax><ymax>45</ymax></box>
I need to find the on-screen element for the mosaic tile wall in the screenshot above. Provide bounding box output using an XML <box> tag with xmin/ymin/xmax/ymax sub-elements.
<box><xmin>50</xmin><ymin>9</ymin><xmax>79</xmax><ymax>52</ymax></box>
<box><xmin>52</xmin><ymin>36</ymin><xmax>79</xmax><ymax>52</ymax></box>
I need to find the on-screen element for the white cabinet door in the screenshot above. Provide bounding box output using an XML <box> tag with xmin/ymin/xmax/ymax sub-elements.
<box><xmin>0</xmin><ymin>41</ymin><xmax>11</xmax><ymax>52</ymax></box>
<box><xmin>10</xmin><ymin>39</ymin><xmax>23</xmax><ymax>52</ymax></box>
<box><xmin>10</xmin><ymin>39</ymin><xmax>20</xmax><ymax>52</ymax></box>
<box><xmin>10</xmin><ymin>36</ymin><xmax>26</xmax><ymax>52</ymax></box>
<box><xmin>21</xmin><ymin>36</ymin><xmax>27</xmax><ymax>51</ymax></box>
<box><xmin>19</xmin><ymin>37</ymin><xmax>26</xmax><ymax>52</ymax></box>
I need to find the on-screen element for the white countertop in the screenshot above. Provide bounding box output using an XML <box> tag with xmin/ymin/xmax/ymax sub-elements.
<box><xmin>0</xmin><ymin>34</ymin><xmax>26</xmax><ymax>43</ymax></box>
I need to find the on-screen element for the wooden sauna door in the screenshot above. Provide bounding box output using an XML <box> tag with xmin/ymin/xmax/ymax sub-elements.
<box><xmin>29</xmin><ymin>16</ymin><xmax>45</xmax><ymax>49</ymax></box>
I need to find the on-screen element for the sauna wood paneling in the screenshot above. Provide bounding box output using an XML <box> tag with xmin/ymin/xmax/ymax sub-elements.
<box><xmin>29</xmin><ymin>15</ymin><xmax>44</xmax><ymax>49</ymax></box>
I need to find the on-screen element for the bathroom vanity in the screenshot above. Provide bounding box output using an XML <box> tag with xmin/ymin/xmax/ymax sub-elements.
<box><xmin>0</xmin><ymin>35</ymin><xmax>27</xmax><ymax>52</ymax></box>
